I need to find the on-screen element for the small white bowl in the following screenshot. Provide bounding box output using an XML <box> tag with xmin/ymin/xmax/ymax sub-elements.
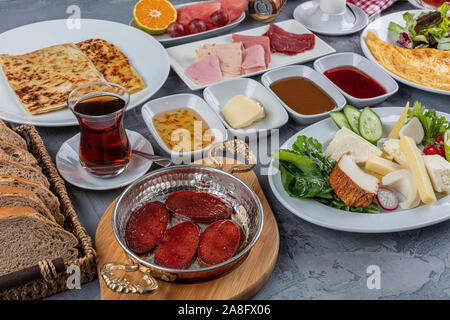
<box><xmin>142</xmin><ymin>94</ymin><xmax>228</xmax><ymax>163</ymax></box>
<box><xmin>203</xmin><ymin>78</ymin><xmax>289</xmax><ymax>139</ymax></box>
<box><xmin>313</xmin><ymin>52</ymin><xmax>399</xmax><ymax>107</ymax></box>
<box><xmin>261</xmin><ymin>65</ymin><xmax>346</xmax><ymax>125</ymax></box>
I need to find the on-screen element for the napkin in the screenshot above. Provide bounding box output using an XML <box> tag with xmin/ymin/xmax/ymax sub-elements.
<box><xmin>347</xmin><ymin>0</ymin><xmax>398</xmax><ymax>17</ymax></box>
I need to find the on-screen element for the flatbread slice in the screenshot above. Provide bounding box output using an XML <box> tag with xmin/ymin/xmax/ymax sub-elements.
<box><xmin>76</xmin><ymin>39</ymin><xmax>146</xmax><ymax>94</ymax></box>
<box><xmin>0</xmin><ymin>43</ymin><xmax>106</xmax><ymax>115</ymax></box>
<box><xmin>365</xmin><ymin>31</ymin><xmax>450</xmax><ymax>91</ymax></box>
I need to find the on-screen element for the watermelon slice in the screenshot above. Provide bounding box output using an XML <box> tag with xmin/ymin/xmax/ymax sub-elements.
<box><xmin>218</xmin><ymin>0</ymin><xmax>248</xmax><ymax>22</ymax></box>
<box><xmin>177</xmin><ymin>1</ymin><xmax>221</xmax><ymax>27</ymax></box>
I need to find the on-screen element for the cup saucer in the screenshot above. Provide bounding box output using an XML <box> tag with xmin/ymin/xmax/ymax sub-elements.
<box><xmin>293</xmin><ymin>1</ymin><xmax>369</xmax><ymax>36</ymax></box>
<box><xmin>56</xmin><ymin>130</ymin><xmax>154</xmax><ymax>190</ymax></box>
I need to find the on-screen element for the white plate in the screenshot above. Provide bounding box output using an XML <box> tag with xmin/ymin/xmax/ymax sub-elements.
<box><xmin>293</xmin><ymin>1</ymin><xmax>369</xmax><ymax>36</ymax></box>
<box><xmin>313</xmin><ymin>52</ymin><xmax>398</xmax><ymax>107</ymax></box>
<box><xmin>130</xmin><ymin>1</ymin><xmax>246</xmax><ymax>47</ymax></box>
<box><xmin>167</xmin><ymin>19</ymin><xmax>336</xmax><ymax>91</ymax></box>
<box><xmin>360</xmin><ymin>10</ymin><xmax>450</xmax><ymax>95</ymax></box>
<box><xmin>268</xmin><ymin>107</ymin><xmax>450</xmax><ymax>233</ymax></box>
<box><xmin>203</xmin><ymin>78</ymin><xmax>289</xmax><ymax>138</ymax></box>
<box><xmin>56</xmin><ymin>130</ymin><xmax>153</xmax><ymax>190</ymax></box>
<box><xmin>141</xmin><ymin>93</ymin><xmax>227</xmax><ymax>162</ymax></box>
<box><xmin>261</xmin><ymin>65</ymin><xmax>346</xmax><ymax>125</ymax></box>
<box><xmin>0</xmin><ymin>19</ymin><xmax>170</xmax><ymax>126</ymax></box>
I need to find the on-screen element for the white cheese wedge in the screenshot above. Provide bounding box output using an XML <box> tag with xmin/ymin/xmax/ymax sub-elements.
<box><xmin>399</xmin><ymin>136</ymin><xmax>436</xmax><ymax>205</ymax></box>
<box><xmin>423</xmin><ymin>155</ymin><xmax>450</xmax><ymax>193</ymax></box>
<box><xmin>399</xmin><ymin>117</ymin><xmax>424</xmax><ymax>144</ymax></box>
<box><xmin>365</xmin><ymin>155</ymin><xmax>404</xmax><ymax>177</ymax></box>
<box><xmin>221</xmin><ymin>95</ymin><xmax>265</xmax><ymax>129</ymax></box>
<box><xmin>381</xmin><ymin>139</ymin><xmax>409</xmax><ymax>167</ymax></box>
<box><xmin>382</xmin><ymin>169</ymin><xmax>421</xmax><ymax>209</ymax></box>
<box><xmin>324</xmin><ymin>127</ymin><xmax>382</xmax><ymax>164</ymax></box>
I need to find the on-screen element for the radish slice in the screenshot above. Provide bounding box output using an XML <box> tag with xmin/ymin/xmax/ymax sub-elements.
<box><xmin>376</xmin><ymin>187</ymin><xmax>399</xmax><ymax>211</ymax></box>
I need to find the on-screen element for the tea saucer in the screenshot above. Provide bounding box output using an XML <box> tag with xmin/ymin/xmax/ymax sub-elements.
<box><xmin>293</xmin><ymin>2</ymin><xmax>369</xmax><ymax>36</ymax></box>
<box><xmin>56</xmin><ymin>130</ymin><xmax>154</xmax><ymax>190</ymax></box>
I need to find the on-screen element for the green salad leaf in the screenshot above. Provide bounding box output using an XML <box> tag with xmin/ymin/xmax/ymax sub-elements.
<box><xmin>407</xmin><ymin>100</ymin><xmax>450</xmax><ymax>145</ymax></box>
<box><xmin>272</xmin><ymin>136</ymin><xmax>380</xmax><ymax>213</ymax></box>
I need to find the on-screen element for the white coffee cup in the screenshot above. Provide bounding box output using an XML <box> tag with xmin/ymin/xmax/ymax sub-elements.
<box><xmin>319</xmin><ymin>0</ymin><xmax>347</xmax><ymax>15</ymax></box>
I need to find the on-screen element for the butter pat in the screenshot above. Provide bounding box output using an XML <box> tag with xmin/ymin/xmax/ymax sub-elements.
<box><xmin>221</xmin><ymin>95</ymin><xmax>265</xmax><ymax>129</ymax></box>
<box><xmin>423</xmin><ymin>155</ymin><xmax>450</xmax><ymax>193</ymax></box>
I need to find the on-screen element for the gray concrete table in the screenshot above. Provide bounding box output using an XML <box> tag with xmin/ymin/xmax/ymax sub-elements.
<box><xmin>1</xmin><ymin>0</ymin><xmax>449</xmax><ymax>300</ymax></box>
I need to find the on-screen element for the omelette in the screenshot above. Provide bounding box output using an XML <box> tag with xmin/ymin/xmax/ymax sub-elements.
<box><xmin>365</xmin><ymin>31</ymin><xmax>450</xmax><ymax>91</ymax></box>
<box><xmin>76</xmin><ymin>39</ymin><xmax>146</xmax><ymax>94</ymax></box>
<box><xmin>0</xmin><ymin>43</ymin><xmax>105</xmax><ymax>115</ymax></box>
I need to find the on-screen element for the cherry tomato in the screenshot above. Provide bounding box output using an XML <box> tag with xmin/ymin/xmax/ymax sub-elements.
<box><xmin>435</xmin><ymin>132</ymin><xmax>444</xmax><ymax>144</ymax></box>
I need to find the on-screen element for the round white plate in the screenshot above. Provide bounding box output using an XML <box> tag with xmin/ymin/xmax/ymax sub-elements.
<box><xmin>56</xmin><ymin>130</ymin><xmax>153</xmax><ymax>190</ymax></box>
<box><xmin>268</xmin><ymin>107</ymin><xmax>450</xmax><ymax>233</ymax></box>
<box><xmin>360</xmin><ymin>10</ymin><xmax>450</xmax><ymax>95</ymax></box>
<box><xmin>0</xmin><ymin>19</ymin><xmax>170</xmax><ymax>126</ymax></box>
<box><xmin>130</xmin><ymin>1</ymin><xmax>246</xmax><ymax>47</ymax></box>
<box><xmin>293</xmin><ymin>1</ymin><xmax>369</xmax><ymax>36</ymax></box>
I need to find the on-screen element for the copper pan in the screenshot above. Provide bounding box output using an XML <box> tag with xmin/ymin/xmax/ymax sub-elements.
<box><xmin>100</xmin><ymin>140</ymin><xmax>263</xmax><ymax>295</ymax></box>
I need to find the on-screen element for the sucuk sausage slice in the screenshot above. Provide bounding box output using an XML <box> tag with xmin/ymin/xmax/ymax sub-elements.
<box><xmin>198</xmin><ymin>219</ymin><xmax>241</xmax><ymax>266</ymax></box>
<box><xmin>125</xmin><ymin>201</ymin><xmax>170</xmax><ymax>254</ymax></box>
<box><xmin>165</xmin><ymin>190</ymin><xmax>233</xmax><ymax>223</ymax></box>
<box><xmin>154</xmin><ymin>221</ymin><xmax>200</xmax><ymax>269</ymax></box>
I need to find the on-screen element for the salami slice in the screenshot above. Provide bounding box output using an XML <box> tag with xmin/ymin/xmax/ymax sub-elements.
<box><xmin>154</xmin><ymin>221</ymin><xmax>200</xmax><ymax>269</ymax></box>
<box><xmin>165</xmin><ymin>190</ymin><xmax>233</xmax><ymax>223</ymax></box>
<box><xmin>125</xmin><ymin>201</ymin><xmax>170</xmax><ymax>254</ymax></box>
<box><xmin>198</xmin><ymin>219</ymin><xmax>241</xmax><ymax>266</ymax></box>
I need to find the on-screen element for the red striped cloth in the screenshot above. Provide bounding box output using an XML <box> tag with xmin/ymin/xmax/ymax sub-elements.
<box><xmin>347</xmin><ymin>0</ymin><xmax>398</xmax><ymax>17</ymax></box>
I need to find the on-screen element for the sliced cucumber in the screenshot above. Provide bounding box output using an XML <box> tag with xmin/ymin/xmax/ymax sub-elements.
<box><xmin>330</xmin><ymin>111</ymin><xmax>351</xmax><ymax>130</ymax></box>
<box><xmin>343</xmin><ymin>104</ymin><xmax>361</xmax><ymax>135</ymax></box>
<box><xmin>359</xmin><ymin>107</ymin><xmax>383</xmax><ymax>144</ymax></box>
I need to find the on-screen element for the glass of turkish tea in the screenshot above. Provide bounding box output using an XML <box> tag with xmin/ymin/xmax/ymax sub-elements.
<box><xmin>67</xmin><ymin>82</ymin><xmax>131</xmax><ymax>177</ymax></box>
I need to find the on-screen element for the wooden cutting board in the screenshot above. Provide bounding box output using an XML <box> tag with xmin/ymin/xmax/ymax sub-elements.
<box><xmin>95</xmin><ymin>158</ymin><xmax>279</xmax><ymax>300</ymax></box>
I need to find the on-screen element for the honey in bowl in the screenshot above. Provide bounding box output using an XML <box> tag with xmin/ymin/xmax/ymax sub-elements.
<box><xmin>153</xmin><ymin>108</ymin><xmax>215</xmax><ymax>152</ymax></box>
<box><xmin>269</xmin><ymin>76</ymin><xmax>336</xmax><ymax>115</ymax></box>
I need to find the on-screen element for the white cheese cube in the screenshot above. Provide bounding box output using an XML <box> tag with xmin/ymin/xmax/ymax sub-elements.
<box><xmin>423</xmin><ymin>155</ymin><xmax>450</xmax><ymax>193</ymax></box>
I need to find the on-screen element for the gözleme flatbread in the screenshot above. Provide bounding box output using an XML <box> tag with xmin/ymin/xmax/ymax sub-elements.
<box><xmin>0</xmin><ymin>43</ymin><xmax>106</xmax><ymax>115</ymax></box>
<box><xmin>365</xmin><ymin>31</ymin><xmax>450</xmax><ymax>92</ymax></box>
<box><xmin>76</xmin><ymin>39</ymin><xmax>146</xmax><ymax>94</ymax></box>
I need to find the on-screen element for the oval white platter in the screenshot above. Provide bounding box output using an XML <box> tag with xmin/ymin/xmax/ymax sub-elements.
<box><xmin>360</xmin><ymin>10</ymin><xmax>450</xmax><ymax>96</ymax></box>
<box><xmin>0</xmin><ymin>19</ymin><xmax>170</xmax><ymax>126</ymax></box>
<box><xmin>268</xmin><ymin>107</ymin><xmax>450</xmax><ymax>233</ymax></box>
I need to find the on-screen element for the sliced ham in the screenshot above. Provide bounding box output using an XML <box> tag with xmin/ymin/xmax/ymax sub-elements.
<box><xmin>232</xmin><ymin>34</ymin><xmax>271</xmax><ymax>67</ymax></box>
<box><xmin>196</xmin><ymin>42</ymin><xmax>243</xmax><ymax>77</ymax></box>
<box><xmin>185</xmin><ymin>54</ymin><xmax>222</xmax><ymax>85</ymax></box>
<box><xmin>241</xmin><ymin>44</ymin><xmax>266</xmax><ymax>74</ymax></box>
<box><xmin>264</xmin><ymin>24</ymin><xmax>315</xmax><ymax>55</ymax></box>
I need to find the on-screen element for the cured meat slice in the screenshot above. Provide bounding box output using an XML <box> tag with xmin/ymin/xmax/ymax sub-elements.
<box><xmin>264</xmin><ymin>24</ymin><xmax>315</xmax><ymax>55</ymax></box>
<box><xmin>185</xmin><ymin>54</ymin><xmax>222</xmax><ymax>85</ymax></box>
<box><xmin>232</xmin><ymin>34</ymin><xmax>271</xmax><ymax>67</ymax></box>
<box><xmin>241</xmin><ymin>44</ymin><xmax>266</xmax><ymax>74</ymax></box>
<box><xmin>198</xmin><ymin>219</ymin><xmax>241</xmax><ymax>266</ymax></box>
<box><xmin>196</xmin><ymin>42</ymin><xmax>243</xmax><ymax>77</ymax></box>
<box><xmin>177</xmin><ymin>1</ymin><xmax>221</xmax><ymax>28</ymax></box>
<box><xmin>125</xmin><ymin>201</ymin><xmax>170</xmax><ymax>254</ymax></box>
<box><xmin>218</xmin><ymin>0</ymin><xmax>248</xmax><ymax>22</ymax></box>
<box><xmin>165</xmin><ymin>190</ymin><xmax>233</xmax><ymax>223</ymax></box>
<box><xmin>154</xmin><ymin>221</ymin><xmax>200</xmax><ymax>269</ymax></box>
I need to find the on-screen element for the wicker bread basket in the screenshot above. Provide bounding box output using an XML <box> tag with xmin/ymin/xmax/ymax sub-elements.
<box><xmin>0</xmin><ymin>124</ymin><xmax>96</xmax><ymax>300</ymax></box>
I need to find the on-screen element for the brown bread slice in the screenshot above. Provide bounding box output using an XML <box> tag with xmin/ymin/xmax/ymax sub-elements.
<box><xmin>0</xmin><ymin>176</ymin><xmax>63</xmax><ymax>225</ymax></box>
<box><xmin>0</xmin><ymin>206</ymin><xmax>78</xmax><ymax>277</ymax></box>
<box><xmin>0</xmin><ymin>185</ymin><xmax>55</xmax><ymax>223</ymax></box>
<box><xmin>0</xmin><ymin>140</ymin><xmax>38</xmax><ymax>167</ymax></box>
<box><xmin>0</xmin><ymin>120</ymin><xmax>27</xmax><ymax>150</ymax></box>
<box><xmin>0</xmin><ymin>158</ymin><xmax>49</xmax><ymax>187</ymax></box>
